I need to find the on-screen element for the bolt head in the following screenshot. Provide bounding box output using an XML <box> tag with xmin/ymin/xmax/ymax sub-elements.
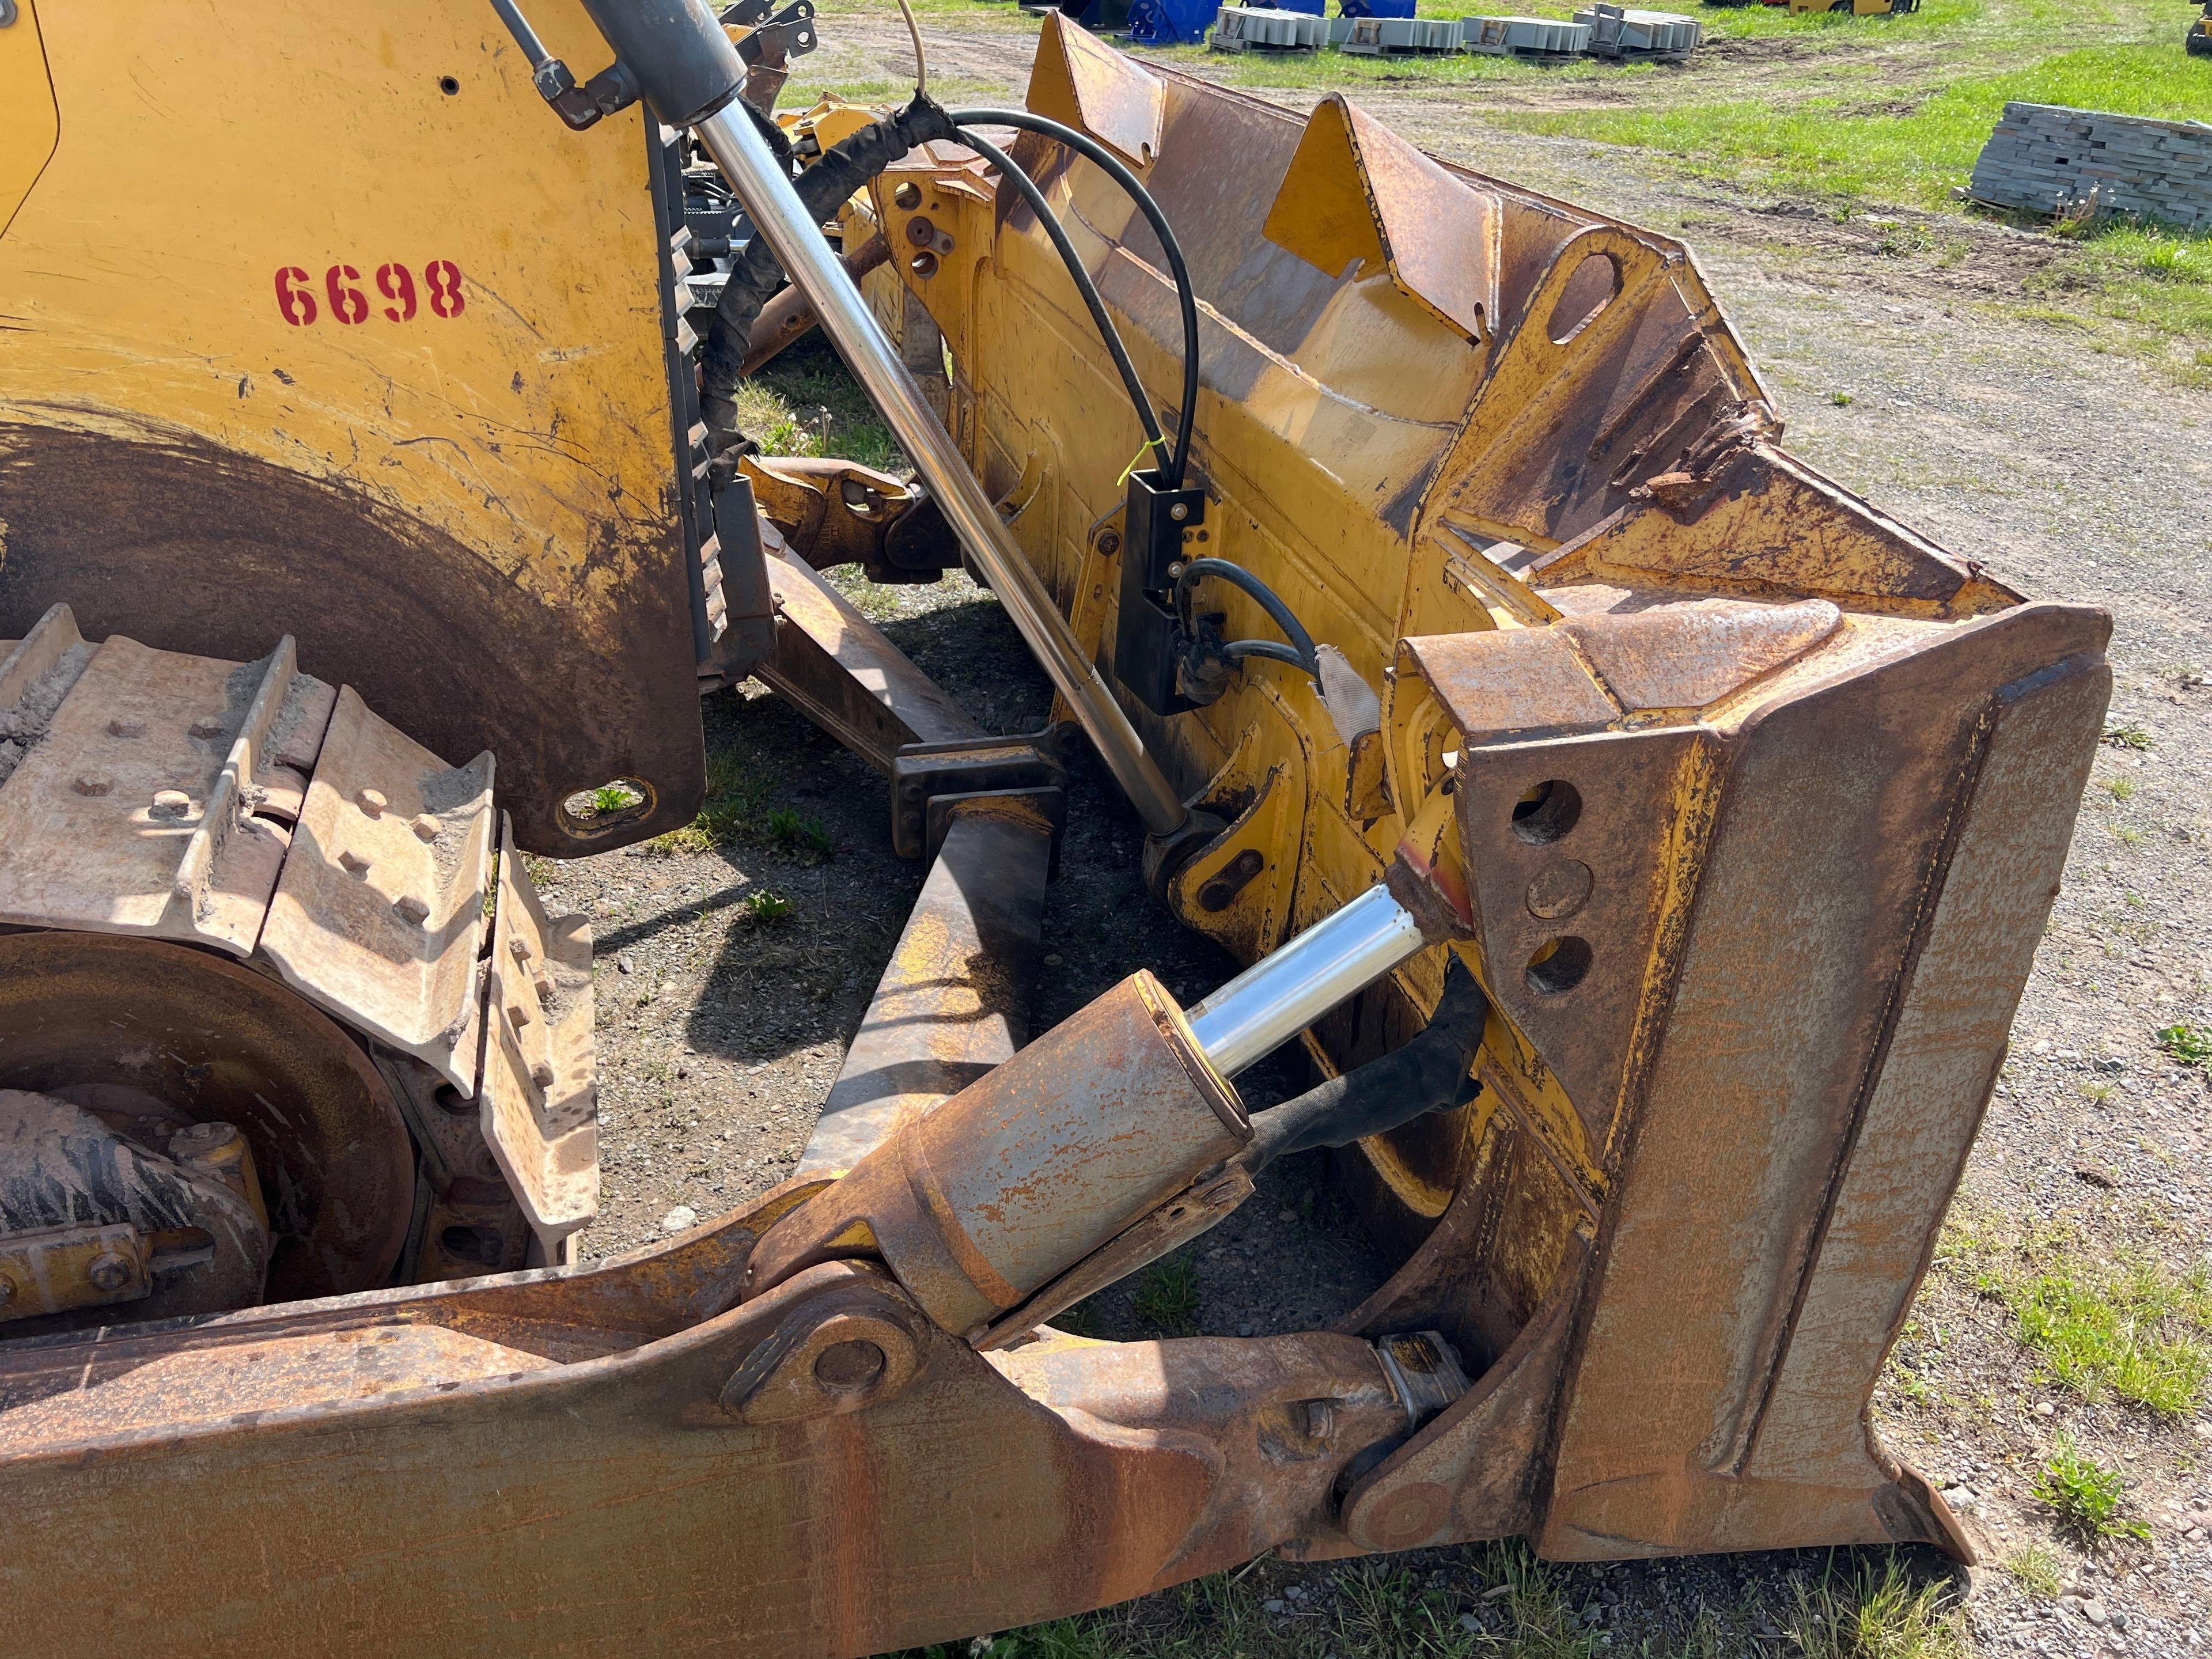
<box><xmin>411</xmin><ymin>813</ymin><xmax>441</xmax><ymax>842</ymax></box>
<box><xmin>189</xmin><ymin>715</ymin><xmax>226</xmax><ymax>740</ymax></box>
<box><xmin>106</xmin><ymin>718</ymin><xmax>146</xmax><ymax>739</ymax></box>
<box><xmin>338</xmin><ymin>850</ymin><xmax>373</xmax><ymax>877</ymax></box>
<box><xmin>0</xmin><ymin>1277</ymin><xmax>15</xmax><ymax>1306</ymax></box>
<box><xmin>530</xmin><ymin>1062</ymin><xmax>556</xmax><ymax>1088</ymax></box>
<box><xmin>392</xmin><ymin>895</ymin><xmax>430</xmax><ymax>926</ymax></box>
<box><xmin>73</xmin><ymin>772</ymin><xmax>113</xmax><ymax>797</ymax></box>
<box><xmin>357</xmin><ymin>788</ymin><xmax>388</xmax><ymax>817</ymax></box>
<box><xmin>150</xmin><ymin>789</ymin><xmax>192</xmax><ymax>819</ymax></box>
<box><xmin>86</xmin><ymin>1253</ymin><xmax>132</xmax><ymax>1293</ymax></box>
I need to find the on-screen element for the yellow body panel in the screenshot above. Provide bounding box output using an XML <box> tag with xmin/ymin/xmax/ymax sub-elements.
<box><xmin>0</xmin><ymin>0</ymin><xmax>59</xmax><ymax>238</ymax></box>
<box><xmin>0</xmin><ymin>0</ymin><xmax>705</xmax><ymax>849</ymax></box>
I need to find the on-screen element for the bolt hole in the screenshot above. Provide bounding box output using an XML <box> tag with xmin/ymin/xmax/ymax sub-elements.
<box><xmin>439</xmin><ymin>75</ymin><xmax>461</xmax><ymax>96</ymax></box>
<box><xmin>892</xmin><ymin>180</ymin><xmax>922</xmax><ymax>210</ymax></box>
<box><xmin>1510</xmin><ymin>779</ymin><xmax>1582</xmax><ymax>844</ymax></box>
<box><xmin>909</xmin><ymin>251</ymin><xmax>938</xmax><ymax>279</ymax></box>
<box><xmin>813</xmin><ymin>1339</ymin><xmax>887</xmax><ymax>1393</ymax></box>
<box><xmin>559</xmin><ymin>777</ymin><xmax>656</xmax><ymax>838</ymax></box>
<box><xmin>1525</xmin><ymin>936</ymin><xmax>1593</xmax><ymax>995</ymax></box>
<box><xmin>433</xmin><ymin>1084</ymin><xmax>475</xmax><ymax>1117</ymax></box>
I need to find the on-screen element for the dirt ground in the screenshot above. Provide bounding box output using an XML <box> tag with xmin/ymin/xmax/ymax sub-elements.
<box><xmin>539</xmin><ymin>14</ymin><xmax>2212</xmax><ymax>1654</ymax></box>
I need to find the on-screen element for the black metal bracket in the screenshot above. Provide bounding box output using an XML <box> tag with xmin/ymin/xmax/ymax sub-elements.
<box><xmin>891</xmin><ymin>734</ymin><xmax>1067</xmax><ymax>865</ymax></box>
<box><xmin>1113</xmin><ymin>468</ymin><xmax>1208</xmax><ymax>717</ymax></box>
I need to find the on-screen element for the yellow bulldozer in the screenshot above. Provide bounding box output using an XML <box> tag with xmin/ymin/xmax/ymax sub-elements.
<box><xmin>0</xmin><ymin>2</ymin><xmax>2105</xmax><ymax>1654</ymax></box>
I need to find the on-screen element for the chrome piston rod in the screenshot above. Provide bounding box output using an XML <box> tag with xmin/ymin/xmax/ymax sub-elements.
<box><xmin>1185</xmin><ymin>882</ymin><xmax>1431</xmax><ymax>1077</ymax></box>
<box><xmin>688</xmin><ymin>102</ymin><xmax>1190</xmax><ymax>840</ymax></box>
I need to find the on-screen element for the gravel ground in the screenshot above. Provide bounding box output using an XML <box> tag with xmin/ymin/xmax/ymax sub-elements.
<box><xmin>539</xmin><ymin>18</ymin><xmax>2212</xmax><ymax>1652</ymax></box>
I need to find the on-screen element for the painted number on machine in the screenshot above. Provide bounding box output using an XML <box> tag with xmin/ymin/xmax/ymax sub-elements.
<box><xmin>273</xmin><ymin>262</ymin><xmax>465</xmax><ymax>326</ymax></box>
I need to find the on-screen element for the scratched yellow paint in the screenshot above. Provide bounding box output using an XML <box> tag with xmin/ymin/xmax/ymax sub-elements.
<box><xmin>0</xmin><ymin>0</ymin><xmax>676</xmax><ymax>614</ymax></box>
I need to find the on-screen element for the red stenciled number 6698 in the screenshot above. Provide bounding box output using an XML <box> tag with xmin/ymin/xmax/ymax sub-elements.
<box><xmin>274</xmin><ymin>261</ymin><xmax>463</xmax><ymax>324</ymax></box>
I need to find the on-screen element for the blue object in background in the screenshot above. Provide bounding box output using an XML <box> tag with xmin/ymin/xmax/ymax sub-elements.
<box><xmin>1338</xmin><ymin>0</ymin><xmax>1416</xmax><ymax>16</ymax></box>
<box><xmin>1124</xmin><ymin>0</ymin><xmax>1215</xmax><ymax>42</ymax></box>
<box><xmin>1259</xmin><ymin>0</ymin><xmax>1328</xmax><ymax>14</ymax></box>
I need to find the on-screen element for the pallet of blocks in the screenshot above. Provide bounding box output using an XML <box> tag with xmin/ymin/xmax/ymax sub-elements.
<box><xmin>1461</xmin><ymin>14</ymin><xmax>1596</xmax><ymax>55</ymax></box>
<box><xmin>1213</xmin><ymin>3</ymin><xmax>1330</xmax><ymax>50</ymax></box>
<box><xmin>1968</xmin><ymin>102</ymin><xmax>2212</xmax><ymax>232</ymax></box>
<box><xmin>1575</xmin><ymin>2</ymin><xmax>1702</xmax><ymax>57</ymax></box>
<box><xmin>1338</xmin><ymin>13</ymin><xmax>1461</xmax><ymax>52</ymax></box>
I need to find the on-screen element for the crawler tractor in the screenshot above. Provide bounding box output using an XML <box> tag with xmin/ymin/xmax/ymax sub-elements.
<box><xmin>0</xmin><ymin>2</ymin><xmax>2105</xmax><ymax>1654</ymax></box>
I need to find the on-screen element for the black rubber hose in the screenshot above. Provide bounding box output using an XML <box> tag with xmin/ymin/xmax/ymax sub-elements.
<box><xmin>948</xmin><ymin>107</ymin><xmax>1201</xmax><ymax>491</ymax></box>
<box><xmin>1241</xmin><ymin>960</ymin><xmax>1489</xmax><ymax>1175</ymax></box>
<box><xmin>699</xmin><ymin>92</ymin><xmax>960</xmax><ymax>445</ymax></box>
<box><xmin>1175</xmin><ymin>556</ymin><xmax>1321</xmax><ymax>680</ymax></box>
<box><xmin>957</xmin><ymin>130</ymin><xmax>1166</xmax><ymax>461</ymax></box>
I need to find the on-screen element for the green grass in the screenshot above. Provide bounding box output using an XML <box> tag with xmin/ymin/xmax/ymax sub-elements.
<box><xmin>650</xmin><ymin>748</ymin><xmax>778</xmax><ymax>855</ymax></box>
<box><xmin>2001</xmin><ymin>1544</ymin><xmax>2065</xmax><ymax>1600</ymax></box>
<box><xmin>739</xmin><ymin>334</ymin><xmax>903</xmax><ymax>471</ymax></box>
<box><xmin>1494</xmin><ymin>41</ymin><xmax>2210</xmax><ymax>208</ymax></box>
<box><xmin>2033</xmin><ymin>1435</ymin><xmax>2150</xmax><ymax>1546</ymax></box>
<box><xmin>1130</xmin><ymin>1259</ymin><xmax>1202</xmax><ymax>1336</ymax></box>
<box><xmin>766</xmin><ymin>805</ymin><xmax>837</xmax><ymax>858</ymax></box>
<box><xmin>1784</xmin><ymin>1556</ymin><xmax>1968</xmax><ymax>1659</ymax></box>
<box><xmin>1960</xmin><ymin>1226</ymin><xmax>2212</xmax><ymax>1416</ymax></box>
<box><xmin>888</xmin><ymin>1544</ymin><xmax>1967</xmax><ymax>1659</ymax></box>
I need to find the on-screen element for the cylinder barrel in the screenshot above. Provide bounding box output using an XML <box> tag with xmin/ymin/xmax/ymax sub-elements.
<box><xmin>748</xmin><ymin>971</ymin><xmax>1246</xmax><ymax>1336</ymax></box>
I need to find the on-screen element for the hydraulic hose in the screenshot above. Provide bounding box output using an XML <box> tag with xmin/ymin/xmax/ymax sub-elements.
<box><xmin>1175</xmin><ymin>556</ymin><xmax>1321</xmax><ymax>681</ymax></box>
<box><xmin>948</xmin><ymin>107</ymin><xmax>1202</xmax><ymax>491</ymax></box>
<box><xmin>699</xmin><ymin>93</ymin><xmax>960</xmax><ymax>446</ymax></box>
<box><xmin>1241</xmin><ymin>960</ymin><xmax>1488</xmax><ymax>1173</ymax></box>
<box><xmin>956</xmin><ymin>130</ymin><xmax>1166</xmax><ymax>463</ymax></box>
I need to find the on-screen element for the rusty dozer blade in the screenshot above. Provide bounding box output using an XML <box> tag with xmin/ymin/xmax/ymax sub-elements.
<box><xmin>0</xmin><ymin>7</ymin><xmax>2109</xmax><ymax>1657</ymax></box>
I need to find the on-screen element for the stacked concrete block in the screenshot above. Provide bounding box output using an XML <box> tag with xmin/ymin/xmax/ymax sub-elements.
<box><xmin>1339</xmin><ymin>14</ymin><xmax>1461</xmax><ymax>51</ymax></box>
<box><xmin>1213</xmin><ymin>3</ymin><xmax>1329</xmax><ymax>49</ymax></box>
<box><xmin>1574</xmin><ymin>3</ymin><xmax>1701</xmax><ymax>57</ymax></box>
<box><xmin>1968</xmin><ymin>103</ymin><xmax>2212</xmax><ymax>232</ymax></box>
<box><xmin>1461</xmin><ymin>14</ymin><xmax>1594</xmax><ymax>54</ymax></box>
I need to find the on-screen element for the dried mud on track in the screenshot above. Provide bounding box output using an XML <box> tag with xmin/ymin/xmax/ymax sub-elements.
<box><xmin>542</xmin><ymin>21</ymin><xmax>2212</xmax><ymax>1653</ymax></box>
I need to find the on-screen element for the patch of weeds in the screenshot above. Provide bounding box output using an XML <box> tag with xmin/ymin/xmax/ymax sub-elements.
<box><xmin>1131</xmin><ymin>1259</ymin><xmax>1200</xmax><ymax>1338</ymax></box>
<box><xmin>1785</xmin><ymin>1554</ymin><xmax>1968</xmax><ymax>1659</ymax></box>
<box><xmin>2101</xmin><ymin>722</ymin><xmax>2152</xmax><ymax>750</ymax></box>
<box><xmin>2002</xmin><ymin>1544</ymin><xmax>2065</xmax><ymax>1600</ymax></box>
<box><xmin>653</xmin><ymin>749</ymin><xmax>776</xmax><ymax>854</ymax></box>
<box><xmin>2105</xmin><ymin>777</ymin><xmax>2135</xmax><ymax>801</ymax></box>
<box><xmin>2010</xmin><ymin>1255</ymin><xmax>2212</xmax><ymax>1415</ymax></box>
<box><xmin>2033</xmin><ymin>1435</ymin><xmax>2149</xmax><ymax>1546</ymax></box>
<box><xmin>2156</xmin><ymin>1022</ymin><xmax>2212</xmax><ymax>1067</ymax></box>
<box><xmin>766</xmin><ymin>806</ymin><xmax>836</xmax><ymax>859</ymax></box>
<box><xmin>590</xmin><ymin>781</ymin><xmax>642</xmax><ymax>815</ymax></box>
<box><xmin>744</xmin><ymin>889</ymin><xmax>793</xmax><ymax>924</ymax></box>
<box><xmin>904</xmin><ymin>1539</ymin><xmax>1601</xmax><ymax>1659</ymax></box>
<box><xmin>1830</xmin><ymin>390</ymin><xmax>1855</xmax><ymax>406</ymax></box>
<box><xmin>2113</xmin><ymin>825</ymin><xmax>2142</xmax><ymax>845</ymax></box>
<box><xmin>2080</xmin><ymin>1080</ymin><xmax>2114</xmax><ymax>1103</ymax></box>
